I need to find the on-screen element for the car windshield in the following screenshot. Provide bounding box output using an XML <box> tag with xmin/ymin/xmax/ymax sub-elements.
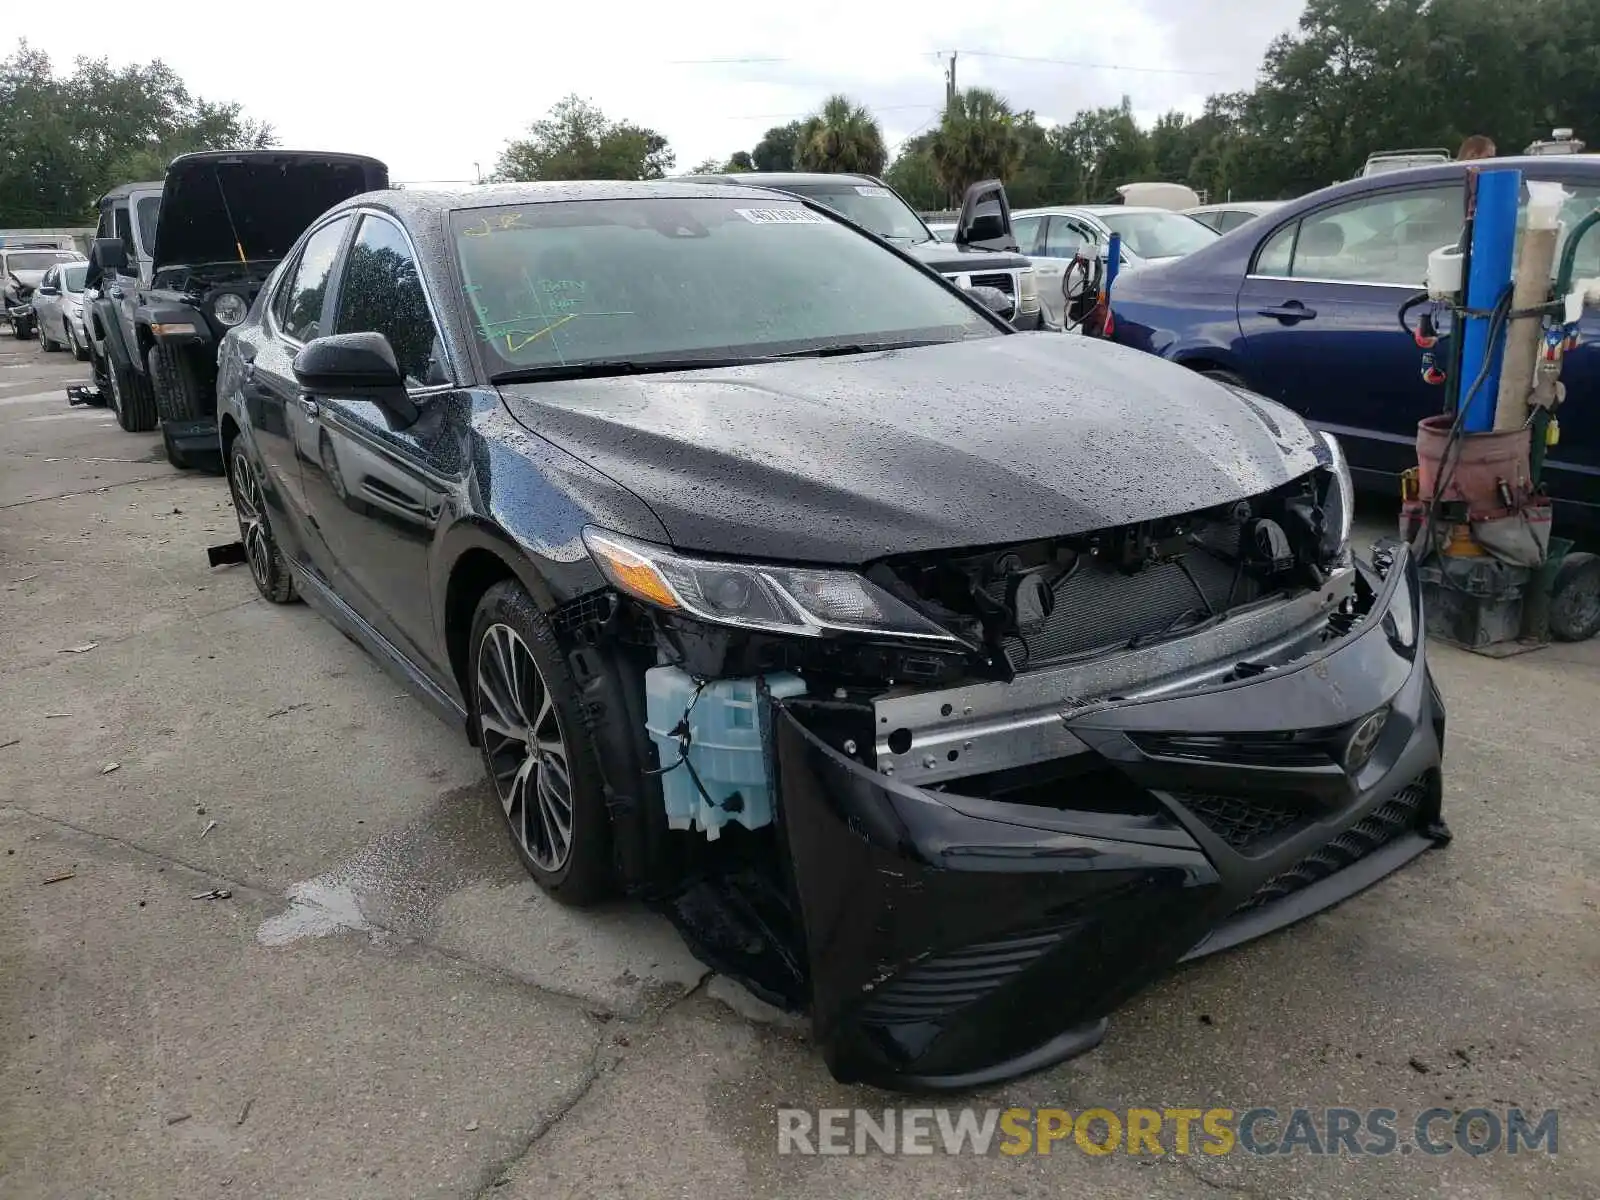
<box><xmin>8</xmin><ymin>251</ymin><xmax>78</xmax><ymax>271</ymax></box>
<box><xmin>769</xmin><ymin>182</ymin><xmax>934</xmax><ymax>243</ymax></box>
<box><xmin>1100</xmin><ymin>211</ymin><xmax>1219</xmax><ymax>259</ymax></box>
<box><xmin>452</xmin><ymin>197</ymin><xmax>997</xmax><ymax>375</ymax></box>
<box><xmin>61</xmin><ymin>265</ymin><xmax>87</xmax><ymax>292</ymax></box>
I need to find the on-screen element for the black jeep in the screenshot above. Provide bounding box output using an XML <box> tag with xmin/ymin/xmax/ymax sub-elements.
<box><xmin>89</xmin><ymin>150</ymin><xmax>388</xmax><ymax>468</ymax></box>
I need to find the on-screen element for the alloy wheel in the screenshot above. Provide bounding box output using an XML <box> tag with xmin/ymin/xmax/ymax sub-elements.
<box><xmin>229</xmin><ymin>448</ymin><xmax>274</xmax><ymax>595</ymax></box>
<box><xmin>476</xmin><ymin>623</ymin><xmax>574</xmax><ymax>872</ymax></box>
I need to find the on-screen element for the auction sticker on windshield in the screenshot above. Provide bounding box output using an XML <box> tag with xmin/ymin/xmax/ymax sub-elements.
<box><xmin>735</xmin><ymin>207</ymin><xmax>827</xmax><ymax>224</ymax></box>
<box><xmin>855</xmin><ymin>186</ymin><xmax>891</xmax><ymax>197</ymax></box>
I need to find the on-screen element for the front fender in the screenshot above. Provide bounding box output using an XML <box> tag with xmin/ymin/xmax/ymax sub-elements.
<box><xmin>138</xmin><ymin>302</ymin><xmax>213</xmax><ymax>348</ymax></box>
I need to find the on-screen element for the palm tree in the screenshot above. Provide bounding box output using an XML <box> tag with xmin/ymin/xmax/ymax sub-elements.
<box><xmin>931</xmin><ymin>88</ymin><xmax>1026</xmax><ymax>206</ymax></box>
<box><xmin>796</xmin><ymin>95</ymin><xmax>887</xmax><ymax>176</ymax></box>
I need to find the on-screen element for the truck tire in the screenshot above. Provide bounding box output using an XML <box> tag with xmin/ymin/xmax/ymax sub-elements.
<box><xmin>109</xmin><ymin>355</ymin><xmax>157</xmax><ymax>433</ymax></box>
<box><xmin>148</xmin><ymin>343</ymin><xmax>209</xmax><ymax>422</ymax></box>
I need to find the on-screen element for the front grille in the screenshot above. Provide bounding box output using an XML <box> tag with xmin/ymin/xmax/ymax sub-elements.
<box><xmin>1232</xmin><ymin>777</ymin><xmax>1429</xmax><ymax>914</ymax></box>
<box><xmin>967</xmin><ymin>272</ymin><xmax>1015</xmax><ymax>296</ymax></box>
<box><xmin>858</xmin><ymin>926</ymin><xmax>1073</xmax><ymax>1024</ymax></box>
<box><xmin>1133</xmin><ymin>730</ymin><xmax>1337</xmax><ymax>769</ymax></box>
<box><xmin>1173</xmin><ymin>792</ymin><xmax>1307</xmax><ymax>852</ymax></box>
<box><xmin>997</xmin><ymin>549</ymin><xmax>1255</xmax><ymax>668</ymax></box>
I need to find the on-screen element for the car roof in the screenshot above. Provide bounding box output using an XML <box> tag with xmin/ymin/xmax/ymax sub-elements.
<box><xmin>96</xmin><ymin>180</ymin><xmax>164</xmax><ymax>203</ymax></box>
<box><xmin>332</xmin><ymin>178</ymin><xmax>806</xmax><ymax>220</ymax></box>
<box><xmin>1013</xmin><ymin>205</ymin><xmax>1178</xmax><ymax>219</ymax></box>
<box><xmin>1185</xmin><ymin>201</ymin><xmax>1284</xmax><ymax>214</ymax></box>
<box><xmin>676</xmin><ymin>171</ymin><xmax>881</xmax><ymax>188</ymax></box>
<box><xmin>1316</xmin><ymin>154</ymin><xmax>1600</xmax><ymax>200</ymax></box>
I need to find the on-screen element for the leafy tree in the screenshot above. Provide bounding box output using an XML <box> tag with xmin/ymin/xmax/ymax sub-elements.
<box><xmin>751</xmin><ymin>121</ymin><xmax>803</xmax><ymax>171</ymax></box>
<box><xmin>883</xmin><ymin>132</ymin><xmax>943</xmax><ymax>210</ymax></box>
<box><xmin>796</xmin><ymin>96</ymin><xmax>887</xmax><ymax>176</ymax></box>
<box><xmin>725</xmin><ymin>151</ymin><xmax>754</xmax><ymax>172</ymax></box>
<box><xmin>494</xmin><ymin>95</ymin><xmax>674</xmax><ymax>182</ymax></box>
<box><xmin>687</xmin><ymin>157</ymin><xmax>723</xmax><ymax>174</ymax></box>
<box><xmin>0</xmin><ymin>40</ymin><xmax>275</xmax><ymax>226</ymax></box>
<box><xmin>930</xmin><ymin>88</ymin><xmax>1025</xmax><ymax>206</ymax></box>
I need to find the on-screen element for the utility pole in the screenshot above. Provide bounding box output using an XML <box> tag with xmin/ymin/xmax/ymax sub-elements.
<box><xmin>945</xmin><ymin>52</ymin><xmax>957</xmax><ymax>107</ymax></box>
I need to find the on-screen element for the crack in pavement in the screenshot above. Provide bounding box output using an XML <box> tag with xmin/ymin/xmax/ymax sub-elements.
<box><xmin>467</xmin><ymin>975</ymin><xmax>716</xmax><ymax>1197</ymax></box>
<box><xmin>0</xmin><ymin>473</ymin><xmax>178</xmax><ymax>509</ymax></box>
<box><xmin>0</xmin><ymin>594</ymin><xmax>262</xmax><ymax>679</ymax></box>
<box><xmin>1</xmin><ymin>802</ymin><xmax>684</xmax><ymax>1023</ymax></box>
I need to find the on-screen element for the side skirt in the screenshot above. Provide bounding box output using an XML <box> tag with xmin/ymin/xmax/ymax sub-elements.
<box><xmin>290</xmin><ymin>563</ymin><xmax>469</xmax><ymax>734</ymax></box>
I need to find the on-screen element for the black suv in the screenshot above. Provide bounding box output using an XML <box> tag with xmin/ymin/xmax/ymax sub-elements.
<box><xmin>89</xmin><ymin>150</ymin><xmax>388</xmax><ymax>468</ymax></box>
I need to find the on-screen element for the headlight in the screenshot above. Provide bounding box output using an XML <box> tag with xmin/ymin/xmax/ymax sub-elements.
<box><xmin>582</xmin><ymin>528</ymin><xmax>959</xmax><ymax>643</ymax></box>
<box><xmin>212</xmin><ymin>292</ymin><xmax>249</xmax><ymax>327</ymax></box>
<box><xmin>1317</xmin><ymin>430</ymin><xmax>1354</xmax><ymax>562</ymax></box>
<box><xmin>1017</xmin><ymin>267</ymin><xmax>1040</xmax><ymax>313</ymax></box>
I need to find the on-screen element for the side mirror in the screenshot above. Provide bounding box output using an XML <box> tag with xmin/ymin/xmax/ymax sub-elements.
<box><xmin>293</xmin><ymin>332</ymin><xmax>419</xmax><ymax>426</ymax></box>
<box><xmin>92</xmin><ymin>237</ymin><xmax>128</xmax><ymax>274</ymax></box>
<box><xmin>964</xmin><ymin>284</ymin><xmax>1014</xmax><ymax>320</ymax></box>
<box><xmin>955</xmin><ymin>179</ymin><xmax>1017</xmax><ymax>251</ymax></box>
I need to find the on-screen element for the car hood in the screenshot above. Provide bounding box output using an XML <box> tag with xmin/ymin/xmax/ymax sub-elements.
<box><xmin>900</xmin><ymin>240</ymin><xmax>1030</xmax><ymax>274</ymax></box>
<box><xmin>152</xmin><ymin>151</ymin><xmax>389</xmax><ymax>271</ymax></box>
<box><xmin>497</xmin><ymin>335</ymin><xmax>1322</xmax><ymax>564</ymax></box>
<box><xmin>8</xmin><ymin>269</ymin><xmax>47</xmax><ymax>290</ymax></box>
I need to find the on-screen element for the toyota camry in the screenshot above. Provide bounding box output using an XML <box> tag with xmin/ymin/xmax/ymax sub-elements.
<box><xmin>215</xmin><ymin>179</ymin><xmax>1448</xmax><ymax>1091</ymax></box>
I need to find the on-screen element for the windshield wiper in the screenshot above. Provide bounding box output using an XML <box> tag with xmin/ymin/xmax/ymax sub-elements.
<box><xmin>491</xmin><ymin>342</ymin><xmax>950</xmax><ymax>383</ymax></box>
<box><xmin>769</xmin><ymin>340</ymin><xmax>949</xmax><ymax>358</ymax></box>
<box><xmin>490</xmin><ymin>357</ymin><xmax>760</xmax><ymax>384</ymax></box>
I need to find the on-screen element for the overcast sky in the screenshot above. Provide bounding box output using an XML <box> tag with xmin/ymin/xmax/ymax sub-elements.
<box><xmin>17</xmin><ymin>0</ymin><xmax>1305</xmax><ymax>183</ymax></box>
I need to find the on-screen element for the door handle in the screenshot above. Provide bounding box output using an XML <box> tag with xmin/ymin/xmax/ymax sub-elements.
<box><xmin>299</xmin><ymin>396</ymin><xmax>320</xmax><ymax>418</ymax></box>
<box><xmin>1258</xmin><ymin>301</ymin><xmax>1317</xmax><ymax>323</ymax></box>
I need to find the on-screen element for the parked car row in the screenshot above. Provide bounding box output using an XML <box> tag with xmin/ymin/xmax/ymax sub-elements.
<box><xmin>4</xmin><ymin>244</ymin><xmax>85</xmax><ymax>339</ymax></box>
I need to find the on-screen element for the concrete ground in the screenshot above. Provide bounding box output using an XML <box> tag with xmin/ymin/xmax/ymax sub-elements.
<box><xmin>1</xmin><ymin>333</ymin><xmax>1596</xmax><ymax>1199</ymax></box>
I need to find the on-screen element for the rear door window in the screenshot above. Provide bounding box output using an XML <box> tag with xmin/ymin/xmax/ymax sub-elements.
<box><xmin>1012</xmin><ymin>215</ymin><xmax>1044</xmax><ymax>255</ymax></box>
<box><xmin>1253</xmin><ymin>185</ymin><xmax>1463</xmax><ymax>286</ymax></box>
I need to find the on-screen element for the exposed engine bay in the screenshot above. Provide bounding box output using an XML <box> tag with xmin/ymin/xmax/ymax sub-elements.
<box><xmin>150</xmin><ymin>259</ymin><xmax>274</xmax><ymax>303</ymax></box>
<box><xmin>551</xmin><ymin>465</ymin><xmax>1378</xmax><ymax>1012</ymax></box>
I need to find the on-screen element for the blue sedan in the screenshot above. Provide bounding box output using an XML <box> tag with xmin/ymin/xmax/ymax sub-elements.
<box><xmin>1109</xmin><ymin>157</ymin><xmax>1600</xmax><ymax>521</ymax></box>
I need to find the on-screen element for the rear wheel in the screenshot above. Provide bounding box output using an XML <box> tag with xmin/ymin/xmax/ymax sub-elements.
<box><xmin>1550</xmin><ymin>552</ymin><xmax>1600</xmax><ymax>642</ymax></box>
<box><xmin>227</xmin><ymin>442</ymin><xmax>297</xmax><ymax>604</ymax></box>
<box><xmin>470</xmin><ymin>580</ymin><xmax>614</xmax><ymax>905</ymax></box>
<box><xmin>148</xmin><ymin>343</ymin><xmax>209</xmax><ymax>422</ymax></box>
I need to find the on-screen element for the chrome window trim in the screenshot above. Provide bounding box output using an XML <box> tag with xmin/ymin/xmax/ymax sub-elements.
<box><xmin>1244</xmin><ymin>274</ymin><xmax>1420</xmax><ymax>289</ymax></box>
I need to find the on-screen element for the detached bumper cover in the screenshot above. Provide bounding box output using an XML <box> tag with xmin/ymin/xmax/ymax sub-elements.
<box><xmin>776</xmin><ymin>548</ymin><xmax>1446</xmax><ymax>1091</ymax></box>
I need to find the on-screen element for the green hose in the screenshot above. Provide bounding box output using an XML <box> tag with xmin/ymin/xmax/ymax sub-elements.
<box><xmin>1555</xmin><ymin>207</ymin><xmax>1600</xmax><ymax>297</ymax></box>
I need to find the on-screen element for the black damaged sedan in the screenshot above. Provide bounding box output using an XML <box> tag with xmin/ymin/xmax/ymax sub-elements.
<box><xmin>216</xmin><ymin>180</ymin><xmax>1447</xmax><ymax>1091</ymax></box>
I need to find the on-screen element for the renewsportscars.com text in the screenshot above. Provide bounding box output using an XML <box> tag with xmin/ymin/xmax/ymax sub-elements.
<box><xmin>776</xmin><ymin>1106</ymin><xmax>1559</xmax><ymax>1157</ymax></box>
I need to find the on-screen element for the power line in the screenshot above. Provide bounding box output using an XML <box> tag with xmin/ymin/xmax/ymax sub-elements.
<box><xmin>667</xmin><ymin>49</ymin><xmax>1228</xmax><ymax>77</ymax></box>
<box><xmin>723</xmin><ymin>103</ymin><xmax>939</xmax><ymax>121</ymax></box>
<box><xmin>953</xmin><ymin>50</ymin><xmax>1228</xmax><ymax>76</ymax></box>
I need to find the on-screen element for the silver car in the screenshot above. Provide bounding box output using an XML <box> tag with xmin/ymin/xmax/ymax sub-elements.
<box><xmin>32</xmin><ymin>261</ymin><xmax>91</xmax><ymax>359</ymax></box>
<box><xmin>1009</xmin><ymin>205</ymin><xmax>1220</xmax><ymax>327</ymax></box>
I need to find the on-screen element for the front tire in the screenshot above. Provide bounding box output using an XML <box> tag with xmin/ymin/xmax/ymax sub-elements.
<box><xmin>227</xmin><ymin>442</ymin><xmax>297</xmax><ymax>604</ymax></box>
<box><xmin>39</xmin><ymin>322</ymin><xmax>60</xmax><ymax>351</ymax></box>
<box><xmin>67</xmin><ymin>325</ymin><xmax>89</xmax><ymax>361</ymax></box>
<box><xmin>149</xmin><ymin>343</ymin><xmax>209</xmax><ymax>422</ymax></box>
<box><xmin>470</xmin><ymin>581</ymin><xmax>614</xmax><ymax>905</ymax></box>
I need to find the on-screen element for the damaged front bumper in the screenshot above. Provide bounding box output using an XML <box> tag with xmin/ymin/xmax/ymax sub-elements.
<box><xmin>774</xmin><ymin>545</ymin><xmax>1446</xmax><ymax>1091</ymax></box>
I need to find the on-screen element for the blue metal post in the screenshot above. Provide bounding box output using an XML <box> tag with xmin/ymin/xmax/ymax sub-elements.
<box><xmin>1104</xmin><ymin>233</ymin><xmax>1122</xmax><ymax>294</ymax></box>
<box><xmin>1458</xmin><ymin>168</ymin><xmax>1522</xmax><ymax>432</ymax></box>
